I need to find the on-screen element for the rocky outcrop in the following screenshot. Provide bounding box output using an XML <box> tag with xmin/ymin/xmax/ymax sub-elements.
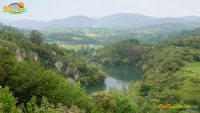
<box><xmin>52</xmin><ymin>51</ymin><xmax>57</xmax><ymax>55</ymax></box>
<box><xmin>55</xmin><ymin>61</ymin><xmax>63</xmax><ymax>71</ymax></box>
<box><xmin>16</xmin><ymin>49</ymin><xmax>26</xmax><ymax>62</ymax></box>
<box><xmin>64</xmin><ymin>62</ymin><xmax>79</xmax><ymax>81</ymax></box>
<box><xmin>33</xmin><ymin>55</ymin><xmax>38</xmax><ymax>61</ymax></box>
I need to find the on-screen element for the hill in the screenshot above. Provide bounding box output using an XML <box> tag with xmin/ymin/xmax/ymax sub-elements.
<box><xmin>97</xmin><ymin>13</ymin><xmax>157</xmax><ymax>27</ymax></box>
<box><xmin>0</xmin><ymin>25</ymin><xmax>106</xmax><ymax>87</ymax></box>
<box><xmin>46</xmin><ymin>16</ymin><xmax>97</xmax><ymax>28</ymax></box>
<box><xmin>2</xmin><ymin>13</ymin><xmax>200</xmax><ymax>29</ymax></box>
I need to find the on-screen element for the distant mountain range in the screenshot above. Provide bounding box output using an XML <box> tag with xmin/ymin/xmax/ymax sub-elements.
<box><xmin>1</xmin><ymin>13</ymin><xmax>200</xmax><ymax>29</ymax></box>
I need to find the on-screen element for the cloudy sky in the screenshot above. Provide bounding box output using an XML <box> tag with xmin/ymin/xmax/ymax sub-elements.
<box><xmin>0</xmin><ymin>0</ymin><xmax>200</xmax><ymax>21</ymax></box>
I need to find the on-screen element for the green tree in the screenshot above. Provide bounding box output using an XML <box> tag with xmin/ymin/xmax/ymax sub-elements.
<box><xmin>30</xmin><ymin>30</ymin><xmax>43</xmax><ymax>45</ymax></box>
<box><xmin>0</xmin><ymin>47</ymin><xmax>16</xmax><ymax>86</ymax></box>
<box><xmin>6</xmin><ymin>61</ymin><xmax>95</xmax><ymax>112</ymax></box>
<box><xmin>25</xmin><ymin>96</ymin><xmax>86</xmax><ymax>113</ymax></box>
<box><xmin>0</xmin><ymin>87</ymin><xmax>21</xmax><ymax>113</ymax></box>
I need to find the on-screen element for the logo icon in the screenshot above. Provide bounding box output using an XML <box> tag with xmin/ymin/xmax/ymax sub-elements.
<box><xmin>3</xmin><ymin>2</ymin><xmax>26</xmax><ymax>14</ymax></box>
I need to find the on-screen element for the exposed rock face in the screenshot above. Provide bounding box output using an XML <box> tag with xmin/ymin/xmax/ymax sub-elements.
<box><xmin>33</xmin><ymin>55</ymin><xmax>38</xmax><ymax>61</ymax></box>
<box><xmin>65</xmin><ymin>69</ymin><xmax>79</xmax><ymax>81</ymax></box>
<box><xmin>16</xmin><ymin>49</ymin><xmax>26</xmax><ymax>62</ymax></box>
<box><xmin>64</xmin><ymin>62</ymin><xmax>79</xmax><ymax>81</ymax></box>
<box><xmin>55</xmin><ymin>61</ymin><xmax>63</xmax><ymax>71</ymax></box>
<box><xmin>52</xmin><ymin>51</ymin><xmax>56</xmax><ymax>55</ymax></box>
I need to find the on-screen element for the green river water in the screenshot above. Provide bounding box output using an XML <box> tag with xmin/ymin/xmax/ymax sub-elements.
<box><xmin>86</xmin><ymin>66</ymin><xmax>143</xmax><ymax>94</ymax></box>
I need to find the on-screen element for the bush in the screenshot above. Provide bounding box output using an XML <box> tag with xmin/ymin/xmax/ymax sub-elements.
<box><xmin>0</xmin><ymin>87</ymin><xmax>21</xmax><ymax>113</ymax></box>
<box><xmin>92</xmin><ymin>91</ymin><xmax>140</xmax><ymax>113</ymax></box>
<box><xmin>169</xmin><ymin>83</ymin><xmax>179</xmax><ymax>89</ymax></box>
<box><xmin>139</xmin><ymin>84</ymin><xmax>153</xmax><ymax>96</ymax></box>
<box><xmin>25</xmin><ymin>97</ymin><xmax>85</xmax><ymax>113</ymax></box>
<box><xmin>5</xmin><ymin>62</ymin><xmax>92</xmax><ymax>112</ymax></box>
<box><xmin>92</xmin><ymin>92</ymin><xmax>117</xmax><ymax>113</ymax></box>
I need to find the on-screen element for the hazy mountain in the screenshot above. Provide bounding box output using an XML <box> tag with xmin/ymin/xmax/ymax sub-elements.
<box><xmin>46</xmin><ymin>16</ymin><xmax>97</xmax><ymax>28</ymax></box>
<box><xmin>1</xmin><ymin>13</ymin><xmax>200</xmax><ymax>29</ymax></box>
<box><xmin>149</xmin><ymin>17</ymin><xmax>187</xmax><ymax>25</ymax></box>
<box><xmin>179</xmin><ymin>16</ymin><xmax>200</xmax><ymax>23</ymax></box>
<box><xmin>4</xmin><ymin>20</ymin><xmax>46</xmax><ymax>29</ymax></box>
<box><xmin>97</xmin><ymin>13</ymin><xmax>157</xmax><ymax>27</ymax></box>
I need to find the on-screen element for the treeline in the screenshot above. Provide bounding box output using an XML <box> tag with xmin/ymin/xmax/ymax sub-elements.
<box><xmin>43</xmin><ymin>25</ymin><xmax>200</xmax><ymax>45</ymax></box>
<box><xmin>95</xmin><ymin>39</ymin><xmax>152</xmax><ymax>66</ymax></box>
<box><xmin>144</xmin><ymin>27</ymin><xmax>200</xmax><ymax>43</ymax></box>
<box><xmin>45</xmin><ymin>32</ymin><xmax>99</xmax><ymax>44</ymax></box>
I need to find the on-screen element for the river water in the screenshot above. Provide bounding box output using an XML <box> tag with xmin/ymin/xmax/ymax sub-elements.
<box><xmin>85</xmin><ymin>66</ymin><xmax>143</xmax><ymax>94</ymax></box>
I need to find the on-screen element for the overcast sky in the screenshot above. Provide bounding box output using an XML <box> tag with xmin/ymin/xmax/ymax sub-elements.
<box><xmin>0</xmin><ymin>0</ymin><xmax>200</xmax><ymax>21</ymax></box>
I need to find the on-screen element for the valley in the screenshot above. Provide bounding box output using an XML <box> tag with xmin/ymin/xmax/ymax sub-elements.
<box><xmin>0</xmin><ymin>14</ymin><xmax>200</xmax><ymax>113</ymax></box>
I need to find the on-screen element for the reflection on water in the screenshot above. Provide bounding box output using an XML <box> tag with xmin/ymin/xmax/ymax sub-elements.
<box><xmin>105</xmin><ymin>76</ymin><xmax>129</xmax><ymax>90</ymax></box>
<box><xmin>86</xmin><ymin>66</ymin><xmax>143</xmax><ymax>94</ymax></box>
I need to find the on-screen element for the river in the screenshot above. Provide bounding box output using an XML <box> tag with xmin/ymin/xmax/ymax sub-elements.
<box><xmin>85</xmin><ymin>66</ymin><xmax>143</xmax><ymax>94</ymax></box>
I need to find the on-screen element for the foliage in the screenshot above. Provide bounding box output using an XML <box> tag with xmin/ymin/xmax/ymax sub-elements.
<box><xmin>139</xmin><ymin>84</ymin><xmax>153</xmax><ymax>96</ymax></box>
<box><xmin>0</xmin><ymin>25</ymin><xmax>106</xmax><ymax>112</ymax></box>
<box><xmin>95</xmin><ymin>39</ymin><xmax>152</xmax><ymax>65</ymax></box>
<box><xmin>0</xmin><ymin>25</ymin><xmax>105</xmax><ymax>87</ymax></box>
<box><xmin>95</xmin><ymin>36</ymin><xmax>200</xmax><ymax>112</ymax></box>
<box><xmin>92</xmin><ymin>91</ymin><xmax>140</xmax><ymax>113</ymax></box>
<box><xmin>0</xmin><ymin>47</ymin><xmax>16</xmax><ymax>86</ymax></box>
<box><xmin>75</xmin><ymin>62</ymin><xmax>106</xmax><ymax>86</ymax></box>
<box><xmin>1</xmin><ymin>24</ymin><xmax>200</xmax><ymax>113</ymax></box>
<box><xmin>165</xmin><ymin>36</ymin><xmax>200</xmax><ymax>49</ymax></box>
<box><xmin>135</xmin><ymin>37</ymin><xmax>200</xmax><ymax>112</ymax></box>
<box><xmin>4</xmin><ymin>61</ymin><xmax>92</xmax><ymax>110</ymax></box>
<box><xmin>0</xmin><ymin>87</ymin><xmax>21</xmax><ymax>113</ymax></box>
<box><xmin>25</xmin><ymin>96</ymin><xmax>85</xmax><ymax>113</ymax></box>
<box><xmin>29</xmin><ymin>30</ymin><xmax>43</xmax><ymax>45</ymax></box>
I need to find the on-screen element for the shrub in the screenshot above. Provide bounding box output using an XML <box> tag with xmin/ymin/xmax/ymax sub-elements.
<box><xmin>0</xmin><ymin>87</ymin><xmax>21</xmax><ymax>113</ymax></box>
<box><xmin>139</xmin><ymin>84</ymin><xmax>153</xmax><ymax>96</ymax></box>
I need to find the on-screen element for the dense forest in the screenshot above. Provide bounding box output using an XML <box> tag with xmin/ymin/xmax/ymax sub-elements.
<box><xmin>95</xmin><ymin>39</ymin><xmax>152</xmax><ymax>65</ymax></box>
<box><xmin>42</xmin><ymin>25</ymin><xmax>200</xmax><ymax>45</ymax></box>
<box><xmin>0</xmin><ymin>24</ymin><xmax>200</xmax><ymax>113</ymax></box>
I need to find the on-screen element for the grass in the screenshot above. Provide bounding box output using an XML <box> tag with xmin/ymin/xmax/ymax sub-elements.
<box><xmin>181</xmin><ymin>62</ymin><xmax>200</xmax><ymax>74</ymax></box>
<box><xmin>45</xmin><ymin>41</ymin><xmax>103</xmax><ymax>50</ymax></box>
<box><xmin>85</xmin><ymin>33</ymin><xmax>100</xmax><ymax>37</ymax></box>
<box><xmin>59</xmin><ymin>44</ymin><xmax>103</xmax><ymax>50</ymax></box>
<box><xmin>161</xmin><ymin>62</ymin><xmax>200</xmax><ymax>102</ymax></box>
<box><xmin>59</xmin><ymin>44</ymin><xmax>83</xmax><ymax>50</ymax></box>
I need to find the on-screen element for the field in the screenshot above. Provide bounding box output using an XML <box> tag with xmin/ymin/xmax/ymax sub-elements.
<box><xmin>181</xmin><ymin>62</ymin><xmax>200</xmax><ymax>74</ymax></box>
<box><xmin>59</xmin><ymin>44</ymin><xmax>103</xmax><ymax>50</ymax></box>
<box><xmin>161</xmin><ymin>62</ymin><xmax>200</xmax><ymax>102</ymax></box>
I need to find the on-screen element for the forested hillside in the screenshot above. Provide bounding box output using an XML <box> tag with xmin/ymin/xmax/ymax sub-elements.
<box><xmin>0</xmin><ymin>25</ymin><xmax>106</xmax><ymax>87</ymax></box>
<box><xmin>136</xmin><ymin>37</ymin><xmax>200</xmax><ymax>106</ymax></box>
<box><xmin>0</xmin><ymin>25</ymin><xmax>106</xmax><ymax>112</ymax></box>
